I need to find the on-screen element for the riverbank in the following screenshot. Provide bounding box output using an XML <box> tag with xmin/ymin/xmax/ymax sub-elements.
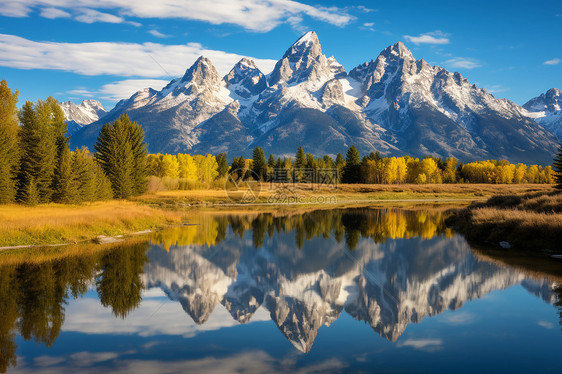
<box><xmin>0</xmin><ymin>183</ymin><xmax>555</xmax><ymax>248</ymax></box>
<box><xmin>447</xmin><ymin>190</ymin><xmax>562</xmax><ymax>253</ymax></box>
<box><xmin>0</xmin><ymin>201</ymin><xmax>185</xmax><ymax>247</ymax></box>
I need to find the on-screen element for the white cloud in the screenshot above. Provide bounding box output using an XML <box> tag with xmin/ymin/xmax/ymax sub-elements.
<box><xmin>544</xmin><ymin>58</ymin><xmax>560</xmax><ymax>65</ymax></box>
<box><xmin>0</xmin><ymin>0</ymin><xmax>354</xmax><ymax>32</ymax></box>
<box><xmin>486</xmin><ymin>85</ymin><xmax>509</xmax><ymax>94</ymax></box>
<box><xmin>148</xmin><ymin>29</ymin><xmax>169</xmax><ymax>38</ymax></box>
<box><xmin>404</xmin><ymin>31</ymin><xmax>450</xmax><ymax>45</ymax></box>
<box><xmin>397</xmin><ymin>338</ymin><xmax>443</xmax><ymax>351</ymax></box>
<box><xmin>441</xmin><ymin>312</ymin><xmax>474</xmax><ymax>324</ymax></box>
<box><xmin>74</xmin><ymin>8</ymin><xmax>127</xmax><ymax>24</ymax></box>
<box><xmin>363</xmin><ymin>22</ymin><xmax>374</xmax><ymax>27</ymax></box>
<box><xmin>61</xmin><ymin>289</ymin><xmax>271</xmax><ymax>338</ymax></box>
<box><xmin>537</xmin><ymin>320</ymin><xmax>554</xmax><ymax>329</ymax></box>
<box><xmin>98</xmin><ymin>79</ymin><xmax>170</xmax><ymax>101</ymax></box>
<box><xmin>14</xmin><ymin>351</ymin><xmax>347</xmax><ymax>374</ymax></box>
<box><xmin>445</xmin><ymin>57</ymin><xmax>482</xmax><ymax>69</ymax></box>
<box><xmin>39</xmin><ymin>7</ymin><xmax>71</xmax><ymax>19</ymax></box>
<box><xmin>0</xmin><ymin>34</ymin><xmax>277</xmax><ymax>78</ymax></box>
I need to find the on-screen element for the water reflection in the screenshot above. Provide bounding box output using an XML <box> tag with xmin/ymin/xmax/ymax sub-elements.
<box><xmin>0</xmin><ymin>207</ymin><xmax>560</xmax><ymax>372</ymax></box>
<box><xmin>0</xmin><ymin>242</ymin><xmax>148</xmax><ymax>372</ymax></box>
<box><xmin>144</xmin><ymin>208</ymin><xmax>559</xmax><ymax>351</ymax></box>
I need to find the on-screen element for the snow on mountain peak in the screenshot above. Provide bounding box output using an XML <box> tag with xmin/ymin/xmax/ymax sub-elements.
<box><xmin>180</xmin><ymin>56</ymin><xmax>221</xmax><ymax>86</ymax></box>
<box><xmin>59</xmin><ymin>99</ymin><xmax>107</xmax><ymax>133</ymax></box>
<box><xmin>224</xmin><ymin>58</ymin><xmax>267</xmax><ymax>99</ymax></box>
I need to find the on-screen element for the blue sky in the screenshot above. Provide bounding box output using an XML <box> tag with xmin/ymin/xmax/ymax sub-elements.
<box><xmin>0</xmin><ymin>0</ymin><xmax>560</xmax><ymax>110</ymax></box>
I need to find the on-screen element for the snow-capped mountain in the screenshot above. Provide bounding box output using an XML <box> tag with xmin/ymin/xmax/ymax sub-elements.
<box><xmin>141</xmin><ymin>210</ymin><xmax>558</xmax><ymax>352</ymax></box>
<box><xmin>59</xmin><ymin>99</ymin><xmax>106</xmax><ymax>134</ymax></box>
<box><xmin>522</xmin><ymin>88</ymin><xmax>562</xmax><ymax>141</ymax></box>
<box><xmin>71</xmin><ymin>32</ymin><xmax>559</xmax><ymax>164</ymax></box>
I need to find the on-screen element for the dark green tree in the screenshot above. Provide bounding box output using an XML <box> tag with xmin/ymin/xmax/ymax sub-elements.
<box><xmin>268</xmin><ymin>154</ymin><xmax>275</xmax><ymax>168</ymax></box>
<box><xmin>17</xmin><ymin>100</ymin><xmax>58</xmax><ymax>204</ymax></box>
<box><xmin>0</xmin><ymin>80</ymin><xmax>20</xmax><ymax>204</ymax></box>
<box><xmin>294</xmin><ymin>146</ymin><xmax>306</xmax><ymax>181</ymax></box>
<box><xmin>252</xmin><ymin>146</ymin><xmax>267</xmax><ymax>181</ymax></box>
<box><xmin>49</xmin><ymin>97</ymin><xmax>76</xmax><ymax>203</ymax></box>
<box><xmin>94</xmin><ymin>115</ymin><xmax>148</xmax><ymax>198</ymax></box>
<box><xmin>72</xmin><ymin>148</ymin><xmax>113</xmax><ymax>202</ymax></box>
<box><xmin>554</xmin><ymin>144</ymin><xmax>562</xmax><ymax>189</ymax></box>
<box><xmin>216</xmin><ymin>152</ymin><xmax>229</xmax><ymax>178</ymax></box>
<box><xmin>342</xmin><ymin>145</ymin><xmax>361</xmax><ymax>184</ymax></box>
<box><xmin>96</xmin><ymin>242</ymin><xmax>148</xmax><ymax>318</ymax></box>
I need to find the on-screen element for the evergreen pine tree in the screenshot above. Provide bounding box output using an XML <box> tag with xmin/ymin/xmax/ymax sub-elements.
<box><xmin>294</xmin><ymin>146</ymin><xmax>306</xmax><ymax>181</ymax></box>
<box><xmin>554</xmin><ymin>144</ymin><xmax>562</xmax><ymax>189</ymax></box>
<box><xmin>252</xmin><ymin>146</ymin><xmax>267</xmax><ymax>181</ymax></box>
<box><xmin>268</xmin><ymin>154</ymin><xmax>275</xmax><ymax>168</ymax></box>
<box><xmin>52</xmin><ymin>146</ymin><xmax>77</xmax><ymax>203</ymax></box>
<box><xmin>0</xmin><ymin>80</ymin><xmax>20</xmax><ymax>204</ymax></box>
<box><xmin>49</xmin><ymin>97</ymin><xmax>76</xmax><ymax>203</ymax></box>
<box><xmin>335</xmin><ymin>153</ymin><xmax>345</xmax><ymax>183</ymax></box>
<box><xmin>17</xmin><ymin>100</ymin><xmax>57</xmax><ymax>204</ymax></box>
<box><xmin>95</xmin><ymin>115</ymin><xmax>147</xmax><ymax>198</ymax></box>
<box><xmin>342</xmin><ymin>145</ymin><xmax>361</xmax><ymax>184</ymax></box>
<box><xmin>216</xmin><ymin>152</ymin><xmax>229</xmax><ymax>178</ymax></box>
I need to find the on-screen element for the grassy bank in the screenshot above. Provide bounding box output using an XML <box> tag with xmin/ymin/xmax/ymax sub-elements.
<box><xmin>447</xmin><ymin>191</ymin><xmax>562</xmax><ymax>253</ymax></box>
<box><xmin>0</xmin><ymin>201</ymin><xmax>185</xmax><ymax>247</ymax></box>
<box><xmin>139</xmin><ymin>183</ymin><xmax>554</xmax><ymax>208</ymax></box>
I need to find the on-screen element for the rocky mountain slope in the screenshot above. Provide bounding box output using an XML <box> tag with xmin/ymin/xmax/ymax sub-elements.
<box><xmin>60</xmin><ymin>99</ymin><xmax>106</xmax><ymax>134</ymax></box>
<box><xmin>70</xmin><ymin>32</ymin><xmax>559</xmax><ymax>164</ymax></box>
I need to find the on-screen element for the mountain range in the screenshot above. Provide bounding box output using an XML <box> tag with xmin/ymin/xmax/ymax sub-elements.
<box><xmin>60</xmin><ymin>99</ymin><xmax>106</xmax><ymax>134</ymax></box>
<box><xmin>68</xmin><ymin>32</ymin><xmax>560</xmax><ymax>164</ymax></box>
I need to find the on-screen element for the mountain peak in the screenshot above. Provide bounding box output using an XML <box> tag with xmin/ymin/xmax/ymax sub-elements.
<box><xmin>283</xmin><ymin>31</ymin><xmax>322</xmax><ymax>61</ymax></box>
<box><xmin>523</xmin><ymin>87</ymin><xmax>561</xmax><ymax>113</ymax></box>
<box><xmin>224</xmin><ymin>58</ymin><xmax>267</xmax><ymax>98</ymax></box>
<box><xmin>180</xmin><ymin>56</ymin><xmax>220</xmax><ymax>85</ymax></box>
<box><xmin>381</xmin><ymin>41</ymin><xmax>414</xmax><ymax>60</ymax></box>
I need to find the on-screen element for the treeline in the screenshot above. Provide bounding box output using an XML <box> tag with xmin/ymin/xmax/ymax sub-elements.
<box><xmin>0</xmin><ymin>80</ymin><xmax>148</xmax><ymax>204</ymax></box>
<box><xmin>149</xmin><ymin>145</ymin><xmax>556</xmax><ymax>187</ymax></box>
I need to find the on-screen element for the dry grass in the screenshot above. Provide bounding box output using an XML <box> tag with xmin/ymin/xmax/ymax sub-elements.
<box><xmin>448</xmin><ymin>190</ymin><xmax>562</xmax><ymax>252</ymax></box>
<box><xmin>137</xmin><ymin>183</ymin><xmax>555</xmax><ymax>208</ymax></box>
<box><xmin>0</xmin><ymin>201</ymin><xmax>185</xmax><ymax>247</ymax></box>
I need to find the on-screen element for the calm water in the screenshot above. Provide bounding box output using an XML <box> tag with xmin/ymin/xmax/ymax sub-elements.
<box><xmin>1</xmin><ymin>208</ymin><xmax>561</xmax><ymax>373</ymax></box>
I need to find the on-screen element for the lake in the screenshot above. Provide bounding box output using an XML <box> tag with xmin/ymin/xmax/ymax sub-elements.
<box><xmin>1</xmin><ymin>207</ymin><xmax>561</xmax><ymax>373</ymax></box>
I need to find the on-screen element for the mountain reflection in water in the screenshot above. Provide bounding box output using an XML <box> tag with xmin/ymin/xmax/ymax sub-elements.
<box><xmin>0</xmin><ymin>207</ymin><xmax>560</xmax><ymax>372</ymax></box>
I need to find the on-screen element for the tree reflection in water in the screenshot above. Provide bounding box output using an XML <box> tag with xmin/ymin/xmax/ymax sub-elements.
<box><xmin>0</xmin><ymin>241</ymin><xmax>148</xmax><ymax>372</ymax></box>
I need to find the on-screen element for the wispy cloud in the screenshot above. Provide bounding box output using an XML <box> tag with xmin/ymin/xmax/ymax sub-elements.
<box><xmin>486</xmin><ymin>85</ymin><xmax>509</xmax><ymax>94</ymax></box>
<box><xmin>73</xmin><ymin>8</ymin><xmax>138</xmax><ymax>25</ymax></box>
<box><xmin>0</xmin><ymin>0</ymin><xmax>354</xmax><ymax>32</ymax></box>
<box><xmin>39</xmin><ymin>7</ymin><xmax>71</xmax><ymax>19</ymax></box>
<box><xmin>537</xmin><ymin>320</ymin><xmax>554</xmax><ymax>329</ymax></box>
<box><xmin>441</xmin><ymin>312</ymin><xmax>474</xmax><ymax>325</ymax></box>
<box><xmin>361</xmin><ymin>22</ymin><xmax>375</xmax><ymax>31</ymax></box>
<box><xmin>404</xmin><ymin>31</ymin><xmax>450</xmax><ymax>45</ymax></box>
<box><xmin>397</xmin><ymin>338</ymin><xmax>443</xmax><ymax>352</ymax></box>
<box><xmin>98</xmin><ymin>79</ymin><xmax>170</xmax><ymax>101</ymax></box>
<box><xmin>148</xmin><ymin>29</ymin><xmax>170</xmax><ymax>38</ymax></box>
<box><xmin>445</xmin><ymin>57</ymin><xmax>482</xmax><ymax>69</ymax></box>
<box><xmin>544</xmin><ymin>58</ymin><xmax>560</xmax><ymax>65</ymax></box>
<box><xmin>0</xmin><ymin>34</ymin><xmax>277</xmax><ymax>78</ymax></box>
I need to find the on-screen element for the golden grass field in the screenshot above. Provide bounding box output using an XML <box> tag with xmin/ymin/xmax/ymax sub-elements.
<box><xmin>0</xmin><ymin>201</ymin><xmax>185</xmax><ymax>247</ymax></box>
